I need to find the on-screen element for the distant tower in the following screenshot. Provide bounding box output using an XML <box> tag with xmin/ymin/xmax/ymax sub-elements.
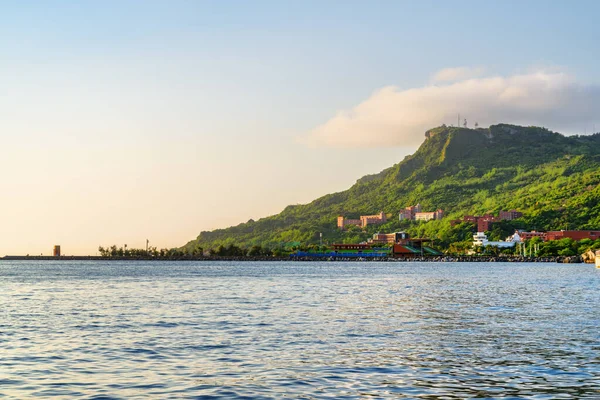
<box><xmin>53</xmin><ymin>245</ymin><xmax>61</xmax><ymax>257</ymax></box>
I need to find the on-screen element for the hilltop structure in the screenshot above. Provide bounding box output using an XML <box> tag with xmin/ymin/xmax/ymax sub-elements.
<box><xmin>399</xmin><ymin>204</ymin><xmax>421</xmax><ymax>220</ymax></box>
<box><xmin>339</xmin><ymin>204</ymin><xmax>443</xmax><ymax>231</ymax></box>
<box><xmin>399</xmin><ymin>204</ymin><xmax>443</xmax><ymax>221</ymax></box>
<box><xmin>415</xmin><ymin>209</ymin><xmax>444</xmax><ymax>221</ymax></box>
<box><xmin>336</xmin><ymin>216</ymin><xmax>362</xmax><ymax>229</ymax></box>
<box><xmin>451</xmin><ymin>210</ymin><xmax>523</xmax><ymax>231</ymax></box>
<box><xmin>337</xmin><ymin>211</ymin><xmax>386</xmax><ymax>229</ymax></box>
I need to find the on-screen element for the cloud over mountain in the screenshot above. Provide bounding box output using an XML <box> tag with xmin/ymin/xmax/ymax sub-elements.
<box><xmin>302</xmin><ymin>69</ymin><xmax>600</xmax><ymax>148</ymax></box>
<box><xmin>432</xmin><ymin>66</ymin><xmax>485</xmax><ymax>82</ymax></box>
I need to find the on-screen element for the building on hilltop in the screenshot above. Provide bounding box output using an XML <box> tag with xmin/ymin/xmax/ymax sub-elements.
<box><xmin>337</xmin><ymin>216</ymin><xmax>362</xmax><ymax>229</ymax></box>
<box><xmin>399</xmin><ymin>204</ymin><xmax>421</xmax><ymax>220</ymax></box>
<box><xmin>337</xmin><ymin>211</ymin><xmax>386</xmax><ymax>229</ymax></box>
<box><xmin>451</xmin><ymin>210</ymin><xmax>523</xmax><ymax>232</ymax></box>
<box><xmin>459</xmin><ymin>215</ymin><xmax>478</xmax><ymax>224</ymax></box>
<box><xmin>415</xmin><ymin>209</ymin><xmax>444</xmax><ymax>221</ymax></box>
<box><xmin>477</xmin><ymin>215</ymin><xmax>495</xmax><ymax>232</ymax></box>
<box><xmin>360</xmin><ymin>212</ymin><xmax>386</xmax><ymax>227</ymax></box>
<box><xmin>399</xmin><ymin>204</ymin><xmax>443</xmax><ymax>221</ymax></box>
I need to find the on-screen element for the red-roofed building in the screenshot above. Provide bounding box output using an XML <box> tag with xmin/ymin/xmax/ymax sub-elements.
<box><xmin>516</xmin><ymin>230</ymin><xmax>600</xmax><ymax>242</ymax></box>
<box><xmin>454</xmin><ymin>210</ymin><xmax>523</xmax><ymax>232</ymax></box>
<box><xmin>545</xmin><ymin>230</ymin><xmax>600</xmax><ymax>241</ymax></box>
<box><xmin>518</xmin><ymin>231</ymin><xmax>547</xmax><ymax>241</ymax></box>
<box><xmin>477</xmin><ymin>215</ymin><xmax>495</xmax><ymax>232</ymax></box>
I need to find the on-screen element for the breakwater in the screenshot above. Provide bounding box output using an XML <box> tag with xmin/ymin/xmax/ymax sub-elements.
<box><xmin>289</xmin><ymin>255</ymin><xmax>568</xmax><ymax>263</ymax></box>
<box><xmin>1</xmin><ymin>255</ymin><xmax>575</xmax><ymax>263</ymax></box>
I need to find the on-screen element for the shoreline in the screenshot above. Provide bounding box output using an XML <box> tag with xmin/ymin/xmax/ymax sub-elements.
<box><xmin>0</xmin><ymin>255</ymin><xmax>580</xmax><ymax>263</ymax></box>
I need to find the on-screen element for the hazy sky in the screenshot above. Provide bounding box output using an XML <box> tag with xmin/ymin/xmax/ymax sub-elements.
<box><xmin>2</xmin><ymin>1</ymin><xmax>599</xmax><ymax>255</ymax></box>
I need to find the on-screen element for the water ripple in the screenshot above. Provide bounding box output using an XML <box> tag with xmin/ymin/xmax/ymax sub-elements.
<box><xmin>0</xmin><ymin>260</ymin><xmax>599</xmax><ymax>398</ymax></box>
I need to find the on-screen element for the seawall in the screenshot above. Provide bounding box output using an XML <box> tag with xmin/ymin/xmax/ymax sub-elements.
<box><xmin>1</xmin><ymin>255</ymin><xmax>570</xmax><ymax>263</ymax></box>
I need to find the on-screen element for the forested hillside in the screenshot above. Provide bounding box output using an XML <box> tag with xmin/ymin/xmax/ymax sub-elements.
<box><xmin>183</xmin><ymin>124</ymin><xmax>600</xmax><ymax>252</ymax></box>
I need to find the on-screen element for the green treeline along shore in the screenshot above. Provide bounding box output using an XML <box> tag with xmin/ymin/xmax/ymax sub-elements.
<box><xmin>180</xmin><ymin>124</ymin><xmax>600</xmax><ymax>258</ymax></box>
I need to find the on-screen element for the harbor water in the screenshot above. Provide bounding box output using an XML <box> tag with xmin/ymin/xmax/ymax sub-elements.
<box><xmin>1</xmin><ymin>261</ymin><xmax>599</xmax><ymax>398</ymax></box>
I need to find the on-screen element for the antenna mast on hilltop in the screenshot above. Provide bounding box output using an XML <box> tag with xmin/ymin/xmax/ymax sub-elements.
<box><xmin>457</xmin><ymin>113</ymin><xmax>460</xmax><ymax>127</ymax></box>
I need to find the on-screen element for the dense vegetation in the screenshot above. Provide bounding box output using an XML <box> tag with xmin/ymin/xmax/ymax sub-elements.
<box><xmin>97</xmin><ymin>243</ymin><xmax>279</xmax><ymax>259</ymax></box>
<box><xmin>529</xmin><ymin>237</ymin><xmax>600</xmax><ymax>257</ymax></box>
<box><xmin>183</xmin><ymin>124</ymin><xmax>600</xmax><ymax>254</ymax></box>
<box><xmin>98</xmin><ymin>244</ymin><xmax>204</xmax><ymax>260</ymax></box>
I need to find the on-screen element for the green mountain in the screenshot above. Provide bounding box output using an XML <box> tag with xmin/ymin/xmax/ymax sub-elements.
<box><xmin>183</xmin><ymin>124</ymin><xmax>600</xmax><ymax>251</ymax></box>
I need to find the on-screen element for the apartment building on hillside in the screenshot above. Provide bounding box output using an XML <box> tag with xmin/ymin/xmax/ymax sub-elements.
<box><xmin>337</xmin><ymin>212</ymin><xmax>386</xmax><ymax>229</ymax></box>
<box><xmin>415</xmin><ymin>209</ymin><xmax>444</xmax><ymax>221</ymax></box>
<box><xmin>400</xmin><ymin>204</ymin><xmax>444</xmax><ymax>221</ymax></box>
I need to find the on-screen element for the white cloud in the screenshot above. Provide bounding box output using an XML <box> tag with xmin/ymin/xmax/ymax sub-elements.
<box><xmin>301</xmin><ymin>70</ymin><xmax>600</xmax><ymax>148</ymax></box>
<box><xmin>432</xmin><ymin>66</ymin><xmax>485</xmax><ymax>82</ymax></box>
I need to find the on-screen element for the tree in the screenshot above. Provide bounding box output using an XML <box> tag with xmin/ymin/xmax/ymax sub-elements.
<box><xmin>272</xmin><ymin>247</ymin><xmax>286</xmax><ymax>257</ymax></box>
<box><xmin>212</xmin><ymin>245</ymin><xmax>226</xmax><ymax>256</ymax></box>
<box><xmin>192</xmin><ymin>244</ymin><xmax>204</xmax><ymax>257</ymax></box>
<box><xmin>558</xmin><ymin>247</ymin><xmax>576</xmax><ymax>256</ymax></box>
<box><xmin>247</xmin><ymin>245</ymin><xmax>263</xmax><ymax>257</ymax></box>
<box><xmin>98</xmin><ymin>246</ymin><xmax>109</xmax><ymax>257</ymax></box>
<box><xmin>530</xmin><ymin>236</ymin><xmax>543</xmax><ymax>245</ymax></box>
<box><xmin>448</xmin><ymin>241</ymin><xmax>472</xmax><ymax>255</ymax></box>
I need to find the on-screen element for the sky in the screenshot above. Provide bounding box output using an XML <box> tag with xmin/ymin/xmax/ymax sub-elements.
<box><xmin>1</xmin><ymin>1</ymin><xmax>599</xmax><ymax>255</ymax></box>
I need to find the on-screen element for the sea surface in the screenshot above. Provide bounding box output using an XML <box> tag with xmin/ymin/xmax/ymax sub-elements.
<box><xmin>1</xmin><ymin>261</ymin><xmax>599</xmax><ymax>399</ymax></box>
